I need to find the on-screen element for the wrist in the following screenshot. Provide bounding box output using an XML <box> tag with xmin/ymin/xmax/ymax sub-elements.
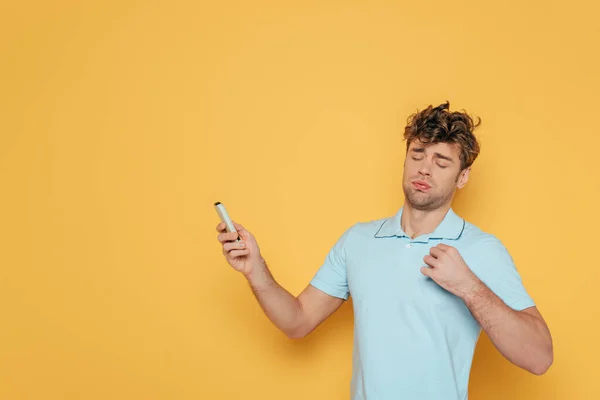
<box><xmin>245</xmin><ymin>257</ymin><xmax>273</xmax><ymax>290</ymax></box>
<box><xmin>460</xmin><ymin>274</ymin><xmax>485</xmax><ymax>305</ymax></box>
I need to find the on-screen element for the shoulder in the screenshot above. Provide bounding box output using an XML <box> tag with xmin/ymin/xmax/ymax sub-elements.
<box><xmin>460</xmin><ymin>220</ymin><xmax>510</xmax><ymax>255</ymax></box>
<box><xmin>350</xmin><ymin>215</ymin><xmax>392</xmax><ymax>238</ymax></box>
<box><xmin>333</xmin><ymin>215</ymin><xmax>392</xmax><ymax>245</ymax></box>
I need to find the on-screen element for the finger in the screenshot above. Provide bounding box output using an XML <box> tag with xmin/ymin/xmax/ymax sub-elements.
<box><xmin>420</xmin><ymin>266</ymin><xmax>433</xmax><ymax>277</ymax></box>
<box><xmin>437</xmin><ymin>244</ymin><xmax>459</xmax><ymax>258</ymax></box>
<box><xmin>436</xmin><ymin>243</ymin><xmax>454</xmax><ymax>252</ymax></box>
<box><xmin>227</xmin><ymin>249</ymin><xmax>250</xmax><ymax>260</ymax></box>
<box><xmin>216</xmin><ymin>222</ymin><xmax>227</xmax><ymax>233</ymax></box>
<box><xmin>423</xmin><ymin>254</ymin><xmax>440</xmax><ymax>268</ymax></box>
<box><xmin>223</xmin><ymin>241</ymin><xmax>246</xmax><ymax>253</ymax></box>
<box><xmin>429</xmin><ymin>247</ymin><xmax>445</xmax><ymax>259</ymax></box>
<box><xmin>218</xmin><ymin>231</ymin><xmax>241</xmax><ymax>243</ymax></box>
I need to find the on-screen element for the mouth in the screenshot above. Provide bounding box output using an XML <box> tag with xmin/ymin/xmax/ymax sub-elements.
<box><xmin>412</xmin><ymin>180</ymin><xmax>431</xmax><ymax>191</ymax></box>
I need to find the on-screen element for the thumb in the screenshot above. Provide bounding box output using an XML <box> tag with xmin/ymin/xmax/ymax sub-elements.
<box><xmin>232</xmin><ymin>222</ymin><xmax>251</xmax><ymax>240</ymax></box>
<box><xmin>420</xmin><ymin>266</ymin><xmax>433</xmax><ymax>277</ymax></box>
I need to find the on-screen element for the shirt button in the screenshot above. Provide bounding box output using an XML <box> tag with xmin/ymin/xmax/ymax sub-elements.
<box><xmin>405</xmin><ymin>243</ymin><xmax>412</xmax><ymax>248</ymax></box>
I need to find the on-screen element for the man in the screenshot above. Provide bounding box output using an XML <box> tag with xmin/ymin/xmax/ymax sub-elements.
<box><xmin>215</xmin><ymin>102</ymin><xmax>553</xmax><ymax>399</ymax></box>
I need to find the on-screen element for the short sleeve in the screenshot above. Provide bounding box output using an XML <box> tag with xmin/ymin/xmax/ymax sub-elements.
<box><xmin>465</xmin><ymin>236</ymin><xmax>536</xmax><ymax>311</ymax></box>
<box><xmin>309</xmin><ymin>225</ymin><xmax>354</xmax><ymax>300</ymax></box>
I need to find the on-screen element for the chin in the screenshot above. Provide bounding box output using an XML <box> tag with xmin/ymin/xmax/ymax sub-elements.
<box><xmin>405</xmin><ymin>193</ymin><xmax>433</xmax><ymax>210</ymax></box>
<box><xmin>403</xmin><ymin>186</ymin><xmax>443</xmax><ymax>210</ymax></box>
<box><xmin>409</xmin><ymin>199</ymin><xmax>437</xmax><ymax>211</ymax></box>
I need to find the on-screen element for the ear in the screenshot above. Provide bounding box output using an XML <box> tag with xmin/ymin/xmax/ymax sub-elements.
<box><xmin>456</xmin><ymin>167</ymin><xmax>470</xmax><ymax>189</ymax></box>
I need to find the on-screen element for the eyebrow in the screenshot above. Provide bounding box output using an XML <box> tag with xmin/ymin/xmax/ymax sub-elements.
<box><xmin>410</xmin><ymin>147</ymin><xmax>455</xmax><ymax>163</ymax></box>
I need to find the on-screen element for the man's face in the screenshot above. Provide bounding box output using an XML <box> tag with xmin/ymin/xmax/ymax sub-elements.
<box><xmin>402</xmin><ymin>140</ymin><xmax>469</xmax><ymax>211</ymax></box>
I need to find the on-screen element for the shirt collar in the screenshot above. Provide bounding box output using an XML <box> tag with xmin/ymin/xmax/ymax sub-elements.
<box><xmin>374</xmin><ymin>206</ymin><xmax>465</xmax><ymax>241</ymax></box>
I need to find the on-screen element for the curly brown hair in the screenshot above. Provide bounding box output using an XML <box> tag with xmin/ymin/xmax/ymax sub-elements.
<box><xmin>403</xmin><ymin>101</ymin><xmax>481</xmax><ymax>171</ymax></box>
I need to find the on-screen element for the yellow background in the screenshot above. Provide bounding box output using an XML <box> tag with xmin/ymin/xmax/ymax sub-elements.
<box><xmin>1</xmin><ymin>1</ymin><xmax>598</xmax><ymax>399</ymax></box>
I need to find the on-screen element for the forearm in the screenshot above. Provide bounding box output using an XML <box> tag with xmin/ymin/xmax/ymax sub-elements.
<box><xmin>463</xmin><ymin>279</ymin><xmax>553</xmax><ymax>375</ymax></box>
<box><xmin>245</xmin><ymin>258</ymin><xmax>305</xmax><ymax>338</ymax></box>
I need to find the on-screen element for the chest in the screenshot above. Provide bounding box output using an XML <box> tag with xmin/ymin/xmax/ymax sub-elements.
<box><xmin>346</xmin><ymin>239</ymin><xmax>469</xmax><ymax>314</ymax></box>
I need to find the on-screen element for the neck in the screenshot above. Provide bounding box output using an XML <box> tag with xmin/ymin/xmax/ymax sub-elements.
<box><xmin>401</xmin><ymin>202</ymin><xmax>451</xmax><ymax>239</ymax></box>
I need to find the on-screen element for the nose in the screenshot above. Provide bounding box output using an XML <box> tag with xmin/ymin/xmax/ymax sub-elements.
<box><xmin>418</xmin><ymin>162</ymin><xmax>431</xmax><ymax>177</ymax></box>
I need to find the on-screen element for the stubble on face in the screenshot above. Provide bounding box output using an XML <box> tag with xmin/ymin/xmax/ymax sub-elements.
<box><xmin>402</xmin><ymin>179</ymin><xmax>456</xmax><ymax>211</ymax></box>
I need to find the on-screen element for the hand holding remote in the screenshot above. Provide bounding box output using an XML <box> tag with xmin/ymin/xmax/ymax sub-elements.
<box><xmin>214</xmin><ymin>202</ymin><xmax>264</xmax><ymax>278</ymax></box>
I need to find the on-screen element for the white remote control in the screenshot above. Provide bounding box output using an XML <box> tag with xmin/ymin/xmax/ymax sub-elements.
<box><xmin>214</xmin><ymin>202</ymin><xmax>240</xmax><ymax>241</ymax></box>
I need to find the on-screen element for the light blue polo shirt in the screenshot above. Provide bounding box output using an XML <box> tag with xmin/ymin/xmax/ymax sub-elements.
<box><xmin>310</xmin><ymin>206</ymin><xmax>535</xmax><ymax>400</ymax></box>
